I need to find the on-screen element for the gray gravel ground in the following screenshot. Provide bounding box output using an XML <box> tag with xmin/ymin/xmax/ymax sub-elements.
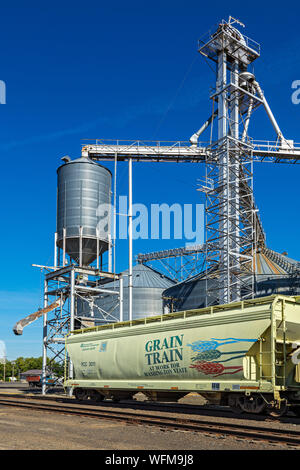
<box><xmin>0</xmin><ymin>385</ymin><xmax>299</xmax><ymax>450</ymax></box>
<box><xmin>0</xmin><ymin>405</ymin><xmax>297</xmax><ymax>450</ymax></box>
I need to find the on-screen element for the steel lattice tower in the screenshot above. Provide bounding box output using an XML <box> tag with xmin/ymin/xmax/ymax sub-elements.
<box><xmin>195</xmin><ymin>18</ymin><xmax>262</xmax><ymax>305</ymax></box>
<box><xmin>79</xmin><ymin>18</ymin><xmax>296</xmax><ymax>306</ymax></box>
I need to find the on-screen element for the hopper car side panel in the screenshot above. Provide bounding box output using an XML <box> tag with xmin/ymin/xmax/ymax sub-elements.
<box><xmin>64</xmin><ymin>295</ymin><xmax>300</xmax><ymax>412</ymax></box>
<box><xmin>65</xmin><ymin>300</ymin><xmax>273</xmax><ymax>392</ymax></box>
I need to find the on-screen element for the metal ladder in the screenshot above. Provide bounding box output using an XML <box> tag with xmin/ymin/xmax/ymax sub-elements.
<box><xmin>257</xmin><ymin>298</ymin><xmax>287</xmax><ymax>391</ymax></box>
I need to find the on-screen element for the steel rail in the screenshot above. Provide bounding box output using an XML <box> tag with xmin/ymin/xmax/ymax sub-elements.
<box><xmin>0</xmin><ymin>392</ymin><xmax>232</xmax><ymax>416</ymax></box>
<box><xmin>0</xmin><ymin>396</ymin><xmax>300</xmax><ymax>446</ymax></box>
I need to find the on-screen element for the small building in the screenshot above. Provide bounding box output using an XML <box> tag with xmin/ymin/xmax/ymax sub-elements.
<box><xmin>19</xmin><ymin>369</ymin><xmax>43</xmax><ymax>381</ymax></box>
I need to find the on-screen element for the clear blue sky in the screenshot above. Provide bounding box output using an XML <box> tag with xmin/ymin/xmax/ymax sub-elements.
<box><xmin>1</xmin><ymin>0</ymin><xmax>300</xmax><ymax>359</ymax></box>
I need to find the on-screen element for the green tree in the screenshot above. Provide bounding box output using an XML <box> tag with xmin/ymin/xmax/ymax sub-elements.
<box><xmin>0</xmin><ymin>356</ymin><xmax>64</xmax><ymax>381</ymax></box>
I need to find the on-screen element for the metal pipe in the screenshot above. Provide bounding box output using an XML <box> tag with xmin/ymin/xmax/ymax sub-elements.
<box><xmin>96</xmin><ymin>228</ymin><xmax>99</xmax><ymax>270</ymax></box>
<box><xmin>242</xmin><ymin>97</ymin><xmax>254</xmax><ymax>142</ymax></box>
<box><xmin>218</xmin><ymin>52</ymin><xmax>227</xmax><ymax>140</ymax></box>
<box><xmin>231</xmin><ymin>60</ymin><xmax>240</xmax><ymax>303</ymax></box>
<box><xmin>75</xmin><ymin>285</ymin><xmax>120</xmax><ymax>295</ymax></box>
<box><xmin>13</xmin><ymin>298</ymin><xmax>62</xmax><ymax>335</ymax></box>
<box><xmin>63</xmin><ymin>227</ymin><xmax>66</xmax><ymax>267</ymax></box>
<box><xmin>79</xmin><ymin>226</ymin><xmax>83</xmax><ymax>267</ymax></box>
<box><xmin>54</xmin><ymin>232</ymin><xmax>58</xmax><ymax>268</ymax></box>
<box><xmin>128</xmin><ymin>158</ymin><xmax>133</xmax><ymax>322</ymax></box>
<box><xmin>253</xmin><ymin>80</ymin><xmax>284</xmax><ymax>141</ymax></box>
<box><xmin>190</xmin><ymin>111</ymin><xmax>218</xmax><ymax>145</ymax></box>
<box><xmin>119</xmin><ymin>275</ymin><xmax>124</xmax><ymax>322</ymax></box>
<box><xmin>108</xmin><ymin>234</ymin><xmax>112</xmax><ymax>272</ymax></box>
<box><xmin>68</xmin><ymin>268</ymin><xmax>75</xmax><ymax>396</ymax></box>
<box><xmin>113</xmin><ymin>152</ymin><xmax>118</xmax><ymax>275</ymax></box>
<box><xmin>217</xmin><ymin>50</ymin><xmax>229</xmax><ymax>305</ymax></box>
<box><xmin>42</xmin><ymin>279</ymin><xmax>48</xmax><ymax>395</ymax></box>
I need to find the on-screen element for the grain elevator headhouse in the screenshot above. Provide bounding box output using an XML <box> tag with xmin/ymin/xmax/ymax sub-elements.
<box><xmin>194</xmin><ymin>17</ymin><xmax>262</xmax><ymax>306</ymax></box>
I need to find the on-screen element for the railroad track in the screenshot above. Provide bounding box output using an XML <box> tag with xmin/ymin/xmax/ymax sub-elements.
<box><xmin>0</xmin><ymin>392</ymin><xmax>229</xmax><ymax>417</ymax></box>
<box><xmin>0</xmin><ymin>395</ymin><xmax>300</xmax><ymax>447</ymax></box>
<box><xmin>0</xmin><ymin>391</ymin><xmax>298</xmax><ymax>422</ymax></box>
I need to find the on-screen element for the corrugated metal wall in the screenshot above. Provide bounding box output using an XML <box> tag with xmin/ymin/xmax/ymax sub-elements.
<box><xmin>57</xmin><ymin>156</ymin><xmax>112</xmax><ymax>265</ymax></box>
<box><xmin>162</xmin><ymin>249</ymin><xmax>300</xmax><ymax>311</ymax></box>
<box><xmin>77</xmin><ymin>264</ymin><xmax>175</xmax><ymax>322</ymax></box>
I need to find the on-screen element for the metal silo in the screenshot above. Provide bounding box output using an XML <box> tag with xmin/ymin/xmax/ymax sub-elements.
<box><xmin>83</xmin><ymin>264</ymin><xmax>175</xmax><ymax>322</ymax></box>
<box><xmin>162</xmin><ymin>248</ymin><xmax>300</xmax><ymax>312</ymax></box>
<box><xmin>56</xmin><ymin>156</ymin><xmax>112</xmax><ymax>266</ymax></box>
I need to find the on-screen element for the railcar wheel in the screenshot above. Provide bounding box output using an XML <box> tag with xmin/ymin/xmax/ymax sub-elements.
<box><xmin>108</xmin><ymin>393</ymin><xmax>121</xmax><ymax>402</ymax></box>
<box><xmin>239</xmin><ymin>395</ymin><xmax>266</xmax><ymax>414</ymax></box>
<box><xmin>89</xmin><ymin>390</ymin><xmax>104</xmax><ymax>402</ymax></box>
<box><xmin>74</xmin><ymin>388</ymin><xmax>88</xmax><ymax>401</ymax></box>
<box><xmin>228</xmin><ymin>395</ymin><xmax>243</xmax><ymax>414</ymax></box>
<box><xmin>228</xmin><ymin>394</ymin><xmax>266</xmax><ymax>414</ymax></box>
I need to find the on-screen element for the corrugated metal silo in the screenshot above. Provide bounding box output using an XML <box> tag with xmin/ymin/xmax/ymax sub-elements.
<box><xmin>79</xmin><ymin>264</ymin><xmax>175</xmax><ymax>322</ymax></box>
<box><xmin>163</xmin><ymin>248</ymin><xmax>300</xmax><ymax>312</ymax></box>
<box><xmin>57</xmin><ymin>156</ymin><xmax>112</xmax><ymax>266</ymax></box>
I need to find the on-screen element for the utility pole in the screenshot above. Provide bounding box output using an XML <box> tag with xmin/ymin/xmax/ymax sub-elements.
<box><xmin>11</xmin><ymin>361</ymin><xmax>15</xmax><ymax>381</ymax></box>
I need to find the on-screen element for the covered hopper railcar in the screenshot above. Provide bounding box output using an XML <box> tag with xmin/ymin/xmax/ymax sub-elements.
<box><xmin>64</xmin><ymin>295</ymin><xmax>300</xmax><ymax>415</ymax></box>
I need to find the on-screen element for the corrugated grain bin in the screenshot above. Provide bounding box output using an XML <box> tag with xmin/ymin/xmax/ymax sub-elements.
<box><xmin>163</xmin><ymin>249</ymin><xmax>300</xmax><ymax>312</ymax></box>
<box><xmin>77</xmin><ymin>264</ymin><xmax>175</xmax><ymax>322</ymax></box>
<box><xmin>57</xmin><ymin>156</ymin><xmax>112</xmax><ymax>265</ymax></box>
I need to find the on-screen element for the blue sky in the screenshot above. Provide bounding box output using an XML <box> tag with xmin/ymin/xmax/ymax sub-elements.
<box><xmin>1</xmin><ymin>0</ymin><xmax>300</xmax><ymax>359</ymax></box>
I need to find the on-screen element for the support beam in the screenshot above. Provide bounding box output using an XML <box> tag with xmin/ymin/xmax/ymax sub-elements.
<box><xmin>119</xmin><ymin>275</ymin><xmax>124</xmax><ymax>322</ymax></box>
<box><xmin>42</xmin><ymin>279</ymin><xmax>48</xmax><ymax>395</ymax></box>
<box><xmin>128</xmin><ymin>158</ymin><xmax>133</xmax><ymax>322</ymax></box>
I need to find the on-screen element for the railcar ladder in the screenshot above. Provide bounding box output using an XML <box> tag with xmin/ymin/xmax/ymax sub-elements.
<box><xmin>257</xmin><ymin>299</ymin><xmax>287</xmax><ymax>390</ymax></box>
<box><xmin>273</xmin><ymin>300</ymin><xmax>287</xmax><ymax>390</ymax></box>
